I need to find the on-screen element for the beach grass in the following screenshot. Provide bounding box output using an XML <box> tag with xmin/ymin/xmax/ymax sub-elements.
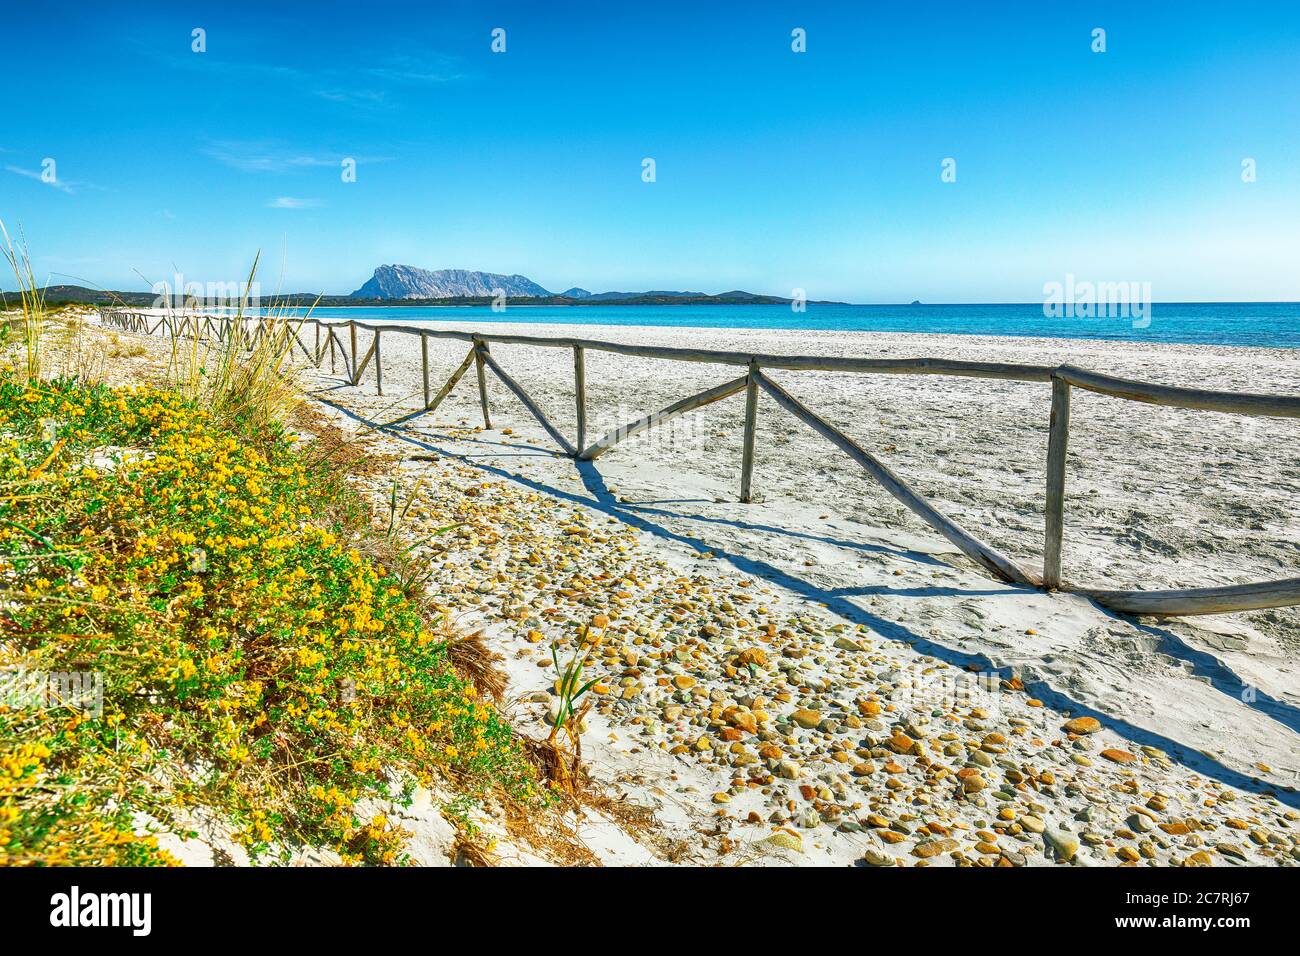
<box><xmin>0</xmin><ymin>222</ymin><xmax>46</xmax><ymax>384</ymax></box>
<box><xmin>165</xmin><ymin>254</ymin><xmax>322</xmax><ymax>437</ymax></box>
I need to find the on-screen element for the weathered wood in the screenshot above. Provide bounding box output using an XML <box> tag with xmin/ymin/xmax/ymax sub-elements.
<box><xmin>421</xmin><ymin>334</ymin><xmax>431</xmax><ymax>406</ymax></box>
<box><xmin>350</xmin><ymin>334</ymin><xmax>378</xmax><ymax>386</ymax></box>
<box><xmin>579</xmin><ymin>375</ymin><xmax>749</xmax><ymax>461</ymax></box>
<box><xmin>374</xmin><ymin>331</ymin><xmax>383</xmax><ymax>395</ymax></box>
<box><xmin>574</xmin><ymin>346</ymin><xmax>587</xmax><ymax>453</ymax></box>
<box><xmin>297</xmin><ymin>326</ymin><xmax>1058</xmax><ymax>381</ymax></box>
<box><xmin>474</xmin><ymin>340</ymin><xmax>492</xmax><ymax>429</ymax></box>
<box><xmin>1058</xmin><ymin>365</ymin><xmax>1300</xmax><ymax>418</ymax></box>
<box><xmin>1043</xmin><ymin>377</ymin><xmax>1071</xmax><ymax>590</ymax></box>
<box><xmin>740</xmin><ymin>363</ymin><xmax>759</xmax><ymax>503</ymax></box>
<box><xmin>289</xmin><ymin>324</ymin><xmax>314</xmax><ymax>363</ymax></box>
<box><xmin>349</xmin><ymin>322</ymin><xmax>358</xmax><ymax>377</ymax></box>
<box><xmin>753</xmin><ymin>370</ymin><xmax>1041</xmax><ymax>587</ymax></box>
<box><xmin>481</xmin><ymin>350</ymin><xmax>577</xmax><ymax>455</ymax></box>
<box><xmin>427</xmin><ymin>346</ymin><xmax>477</xmax><ymax>413</ymax></box>
<box><xmin>1082</xmin><ymin>577</ymin><xmax>1300</xmax><ymax>617</ymax></box>
<box><xmin>382</xmin><ymin>346</ymin><xmax>478</xmax><ymax>427</ymax></box>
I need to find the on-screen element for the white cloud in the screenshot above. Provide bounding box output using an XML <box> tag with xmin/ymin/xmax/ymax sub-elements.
<box><xmin>365</xmin><ymin>53</ymin><xmax>465</xmax><ymax>85</ymax></box>
<box><xmin>5</xmin><ymin>164</ymin><xmax>75</xmax><ymax>194</ymax></box>
<box><xmin>204</xmin><ymin>140</ymin><xmax>387</xmax><ymax>174</ymax></box>
<box><xmin>204</xmin><ymin>141</ymin><xmax>338</xmax><ymax>173</ymax></box>
<box><xmin>266</xmin><ymin>197</ymin><xmax>323</xmax><ymax>209</ymax></box>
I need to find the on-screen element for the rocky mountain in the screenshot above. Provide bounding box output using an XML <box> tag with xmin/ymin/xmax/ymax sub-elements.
<box><xmin>352</xmin><ymin>265</ymin><xmax>552</xmax><ymax>299</ymax></box>
<box><xmin>558</xmin><ymin>287</ymin><xmax>592</xmax><ymax>298</ymax></box>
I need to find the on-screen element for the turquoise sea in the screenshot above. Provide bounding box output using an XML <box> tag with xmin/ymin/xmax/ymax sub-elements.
<box><xmin>293</xmin><ymin>302</ymin><xmax>1300</xmax><ymax>349</ymax></box>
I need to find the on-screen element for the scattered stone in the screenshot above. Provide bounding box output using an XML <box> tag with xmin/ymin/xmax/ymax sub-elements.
<box><xmin>912</xmin><ymin>838</ymin><xmax>958</xmax><ymax>859</ymax></box>
<box><xmin>1044</xmin><ymin>828</ymin><xmax>1080</xmax><ymax>863</ymax></box>
<box><xmin>763</xmin><ymin>831</ymin><xmax>803</xmax><ymax>854</ymax></box>
<box><xmin>1063</xmin><ymin>717</ymin><xmax>1102</xmax><ymax>735</ymax></box>
<box><xmin>791</xmin><ymin>709</ymin><xmax>822</xmax><ymax>729</ymax></box>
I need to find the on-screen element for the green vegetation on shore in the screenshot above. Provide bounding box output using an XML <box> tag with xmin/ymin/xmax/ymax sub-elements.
<box><xmin>0</xmin><ymin>374</ymin><xmax>537</xmax><ymax>864</ymax></box>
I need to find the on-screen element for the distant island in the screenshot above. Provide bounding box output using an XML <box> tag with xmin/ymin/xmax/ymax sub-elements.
<box><xmin>354</xmin><ymin>265</ymin><xmax>551</xmax><ymax>299</ymax></box>
<box><xmin>5</xmin><ymin>265</ymin><xmax>846</xmax><ymax>308</ymax></box>
<box><xmin>346</xmin><ymin>264</ymin><xmax>831</xmax><ymax>306</ymax></box>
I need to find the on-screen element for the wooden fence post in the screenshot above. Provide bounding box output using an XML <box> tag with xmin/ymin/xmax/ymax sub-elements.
<box><xmin>349</xmin><ymin>322</ymin><xmax>358</xmax><ymax>377</ymax></box>
<box><xmin>574</xmin><ymin>346</ymin><xmax>587</xmax><ymax>452</ymax></box>
<box><xmin>374</xmin><ymin>331</ymin><xmax>383</xmax><ymax>395</ymax></box>
<box><xmin>740</xmin><ymin>361</ymin><xmax>759</xmax><ymax>502</ymax></box>
<box><xmin>474</xmin><ymin>338</ymin><xmax>492</xmax><ymax>428</ymax></box>
<box><xmin>421</xmin><ymin>334</ymin><xmax>431</xmax><ymax>407</ymax></box>
<box><xmin>1043</xmin><ymin>376</ymin><xmax>1071</xmax><ymax>589</ymax></box>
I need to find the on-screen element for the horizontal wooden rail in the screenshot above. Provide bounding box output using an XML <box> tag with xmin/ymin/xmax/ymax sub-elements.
<box><xmin>330</xmin><ymin>328</ymin><xmax>1058</xmax><ymax>380</ymax></box>
<box><xmin>93</xmin><ymin>308</ymin><xmax>1300</xmax><ymax>619</ymax></box>
<box><xmin>1058</xmin><ymin>365</ymin><xmax>1300</xmax><ymax>418</ymax></box>
<box><xmin>1078</xmin><ymin>576</ymin><xmax>1300</xmax><ymax>617</ymax></box>
<box><xmin>580</xmin><ymin>374</ymin><xmax>749</xmax><ymax>461</ymax></box>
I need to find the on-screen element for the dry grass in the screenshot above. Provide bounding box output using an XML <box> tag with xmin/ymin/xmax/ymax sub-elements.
<box><xmin>587</xmin><ymin>789</ymin><xmax>658</xmax><ymax>836</ymax></box>
<box><xmin>444</xmin><ymin>629</ymin><xmax>508</xmax><ymax>703</ymax></box>
<box><xmin>156</xmin><ymin>255</ymin><xmax>321</xmax><ymax>437</ymax></box>
<box><xmin>450</xmin><ymin>831</ymin><xmax>500</xmax><ymax>868</ymax></box>
<box><xmin>501</xmin><ymin>798</ymin><xmax>601</xmax><ymax>867</ymax></box>
<box><xmin>521</xmin><ymin>735</ymin><xmax>588</xmax><ymax>797</ymax></box>
<box><xmin>1</xmin><ymin>221</ymin><xmax>46</xmax><ymax>382</ymax></box>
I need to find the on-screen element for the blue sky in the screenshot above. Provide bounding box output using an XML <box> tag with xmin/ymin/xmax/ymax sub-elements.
<box><xmin>2</xmin><ymin>0</ymin><xmax>1299</xmax><ymax>302</ymax></box>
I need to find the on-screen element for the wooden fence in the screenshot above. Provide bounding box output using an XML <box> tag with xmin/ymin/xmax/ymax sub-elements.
<box><xmin>97</xmin><ymin>308</ymin><xmax>1300</xmax><ymax>619</ymax></box>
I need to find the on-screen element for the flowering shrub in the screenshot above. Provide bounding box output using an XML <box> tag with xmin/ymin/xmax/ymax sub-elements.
<box><xmin>0</xmin><ymin>376</ymin><xmax>535</xmax><ymax>865</ymax></box>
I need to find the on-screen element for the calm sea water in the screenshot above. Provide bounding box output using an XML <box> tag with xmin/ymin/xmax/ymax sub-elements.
<box><xmin>290</xmin><ymin>302</ymin><xmax>1300</xmax><ymax>349</ymax></box>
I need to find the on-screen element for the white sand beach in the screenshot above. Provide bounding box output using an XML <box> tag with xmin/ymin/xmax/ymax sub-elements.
<box><xmin>269</xmin><ymin>319</ymin><xmax>1294</xmax><ymax>868</ymax></box>
<box><xmin>100</xmin><ymin>313</ymin><xmax>1300</xmax><ymax>866</ymax></box>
